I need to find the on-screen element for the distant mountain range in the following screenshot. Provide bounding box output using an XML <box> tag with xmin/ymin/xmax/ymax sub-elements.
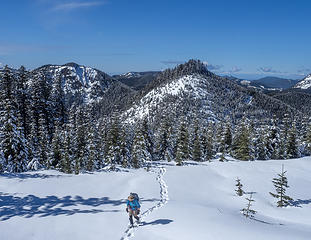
<box><xmin>225</xmin><ymin>76</ymin><xmax>298</xmax><ymax>91</ymax></box>
<box><xmin>1</xmin><ymin>60</ymin><xmax>310</xmax><ymax>122</ymax></box>
<box><xmin>113</xmin><ymin>71</ymin><xmax>160</xmax><ymax>90</ymax></box>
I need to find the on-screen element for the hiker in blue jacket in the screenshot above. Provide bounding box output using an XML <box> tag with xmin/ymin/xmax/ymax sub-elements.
<box><xmin>126</xmin><ymin>193</ymin><xmax>141</xmax><ymax>226</ymax></box>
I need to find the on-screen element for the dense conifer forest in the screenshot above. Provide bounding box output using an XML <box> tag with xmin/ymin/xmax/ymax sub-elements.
<box><xmin>1</xmin><ymin>61</ymin><xmax>310</xmax><ymax>173</ymax></box>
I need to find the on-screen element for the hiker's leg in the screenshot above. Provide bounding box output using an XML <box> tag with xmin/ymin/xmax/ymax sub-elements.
<box><xmin>133</xmin><ymin>210</ymin><xmax>140</xmax><ymax>220</ymax></box>
<box><xmin>128</xmin><ymin>209</ymin><xmax>134</xmax><ymax>225</ymax></box>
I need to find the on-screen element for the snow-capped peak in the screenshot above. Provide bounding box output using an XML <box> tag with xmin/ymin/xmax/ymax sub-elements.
<box><xmin>121</xmin><ymin>72</ymin><xmax>142</xmax><ymax>78</ymax></box>
<box><xmin>294</xmin><ymin>74</ymin><xmax>311</xmax><ymax>89</ymax></box>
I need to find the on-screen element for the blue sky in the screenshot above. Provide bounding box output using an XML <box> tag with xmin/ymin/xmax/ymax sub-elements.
<box><xmin>0</xmin><ymin>0</ymin><xmax>310</xmax><ymax>79</ymax></box>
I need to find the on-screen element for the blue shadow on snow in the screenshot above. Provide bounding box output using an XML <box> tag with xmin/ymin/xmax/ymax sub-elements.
<box><xmin>0</xmin><ymin>193</ymin><xmax>159</xmax><ymax>221</ymax></box>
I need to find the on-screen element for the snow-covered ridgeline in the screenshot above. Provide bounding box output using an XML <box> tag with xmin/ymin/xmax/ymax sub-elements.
<box><xmin>32</xmin><ymin>64</ymin><xmax>113</xmax><ymax>104</ymax></box>
<box><xmin>294</xmin><ymin>74</ymin><xmax>311</xmax><ymax>89</ymax></box>
<box><xmin>123</xmin><ymin>74</ymin><xmax>213</xmax><ymax>123</ymax></box>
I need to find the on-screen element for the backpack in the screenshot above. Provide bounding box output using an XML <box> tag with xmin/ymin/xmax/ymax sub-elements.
<box><xmin>130</xmin><ymin>192</ymin><xmax>140</xmax><ymax>202</ymax></box>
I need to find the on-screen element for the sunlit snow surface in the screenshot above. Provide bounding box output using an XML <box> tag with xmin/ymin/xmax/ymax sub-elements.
<box><xmin>0</xmin><ymin>158</ymin><xmax>311</xmax><ymax>240</ymax></box>
<box><xmin>124</xmin><ymin>74</ymin><xmax>214</xmax><ymax>123</ymax></box>
<box><xmin>294</xmin><ymin>74</ymin><xmax>311</xmax><ymax>89</ymax></box>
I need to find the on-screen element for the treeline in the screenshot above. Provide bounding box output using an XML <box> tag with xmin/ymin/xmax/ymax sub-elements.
<box><xmin>0</xmin><ymin>66</ymin><xmax>310</xmax><ymax>174</ymax></box>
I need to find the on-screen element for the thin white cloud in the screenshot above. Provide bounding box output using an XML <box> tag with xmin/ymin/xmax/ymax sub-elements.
<box><xmin>297</xmin><ymin>67</ymin><xmax>311</xmax><ymax>75</ymax></box>
<box><xmin>230</xmin><ymin>66</ymin><xmax>242</xmax><ymax>73</ymax></box>
<box><xmin>52</xmin><ymin>1</ymin><xmax>105</xmax><ymax>11</ymax></box>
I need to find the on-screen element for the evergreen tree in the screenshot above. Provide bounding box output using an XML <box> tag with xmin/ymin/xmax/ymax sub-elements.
<box><xmin>192</xmin><ymin>120</ymin><xmax>202</xmax><ymax>161</ymax></box>
<box><xmin>0</xmin><ymin>66</ymin><xmax>28</xmax><ymax>172</ymax></box>
<box><xmin>60</xmin><ymin>125</ymin><xmax>73</xmax><ymax>174</ymax></box>
<box><xmin>286</xmin><ymin>121</ymin><xmax>299</xmax><ymax>159</ymax></box>
<box><xmin>232</xmin><ymin>118</ymin><xmax>252</xmax><ymax>161</ymax></box>
<box><xmin>105</xmin><ymin>113</ymin><xmax>121</xmax><ymax>168</ymax></box>
<box><xmin>16</xmin><ymin>66</ymin><xmax>31</xmax><ymax>138</ymax></box>
<box><xmin>132</xmin><ymin>126</ymin><xmax>151</xmax><ymax>168</ymax></box>
<box><xmin>49</xmin><ymin>123</ymin><xmax>62</xmax><ymax>169</ymax></box>
<box><xmin>254</xmin><ymin>124</ymin><xmax>268</xmax><ymax>160</ymax></box>
<box><xmin>278</xmin><ymin>115</ymin><xmax>290</xmax><ymax>160</ymax></box>
<box><xmin>175</xmin><ymin>119</ymin><xmax>189</xmax><ymax>166</ymax></box>
<box><xmin>37</xmin><ymin>112</ymin><xmax>49</xmax><ymax>167</ymax></box>
<box><xmin>223</xmin><ymin>121</ymin><xmax>233</xmax><ymax>153</ymax></box>
<box><xmin>241</xmin><ymin>193</ymin><xmax>256</xmax><ymax>218</ymax></box>
<box><xmin>269</xmin><ymin>165</ymin><xmax>293</xmax><ymax>207</ymax></box>
<box><xmin>201</xmin><ymin>124</ymin><xmax>215</xmax><ymax>161</ymax></box>
<box><xmin>75</xmin><ymin>106</ymin><xmax>89</xmax><ymax>173</ymax></box>
<box><xmin>51</xmin><ymin>73</ymin><xmax>67</xmax><ymax>126</ymax></box>
<box><xmin>157</xmin><ymin>117</ymin><xmax>174</xmax><ymax>162</ymax></box>
<box><xmin>86</xmin><ymin>118</ymin><xmax>103</xmax><ymax>171</ymax></box>
<box><xmin>235</xmin><ymin>177</ymin><xmax>244</xmax><ymax>196</ymax></box>
<box><xmin>120</xmin><ymin>126</ymin><xmax>130</xmax><ymax>168</ymax></box>
<box><xmin>265</xmin><ymin>117</ymin><xmax>280</xmax><ymax>159</ymax></box>
<box><xmin>215</xmin><ymin>122</ymin><xmax>224</xmax><ymax>153</ymax></box>
<box><xmin>304</xmin><ymin>118</ymin><xmax>311</xmax><ymax>155</ymax></box>
<box><xmin>141</xmin><ymin>119</ymin><xmax>154</xmax><ymax>161</ymax></box>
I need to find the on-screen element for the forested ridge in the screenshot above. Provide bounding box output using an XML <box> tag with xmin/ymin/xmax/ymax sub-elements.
<box><xmin>0</xmin><ymin>60</ymin><xmax>310</xmax><ymax>174</ymax></box>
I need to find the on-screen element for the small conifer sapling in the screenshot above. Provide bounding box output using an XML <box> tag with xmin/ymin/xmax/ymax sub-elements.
<box><xmin>235</xmin><ymin>177</ymin><xmax>244</xmax><ymax>196</ymax></box>
<box><xmin>241</xmin><ymin>193</ymin><xmax>256</xmax><ymax>218</ymax></box>
<box><xmin>269</xmin><ymin>165</ymin><xmax>293</xmax><ymax>207</ymax></box>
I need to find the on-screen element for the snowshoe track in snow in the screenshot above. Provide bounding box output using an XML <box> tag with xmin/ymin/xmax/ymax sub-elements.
<box><xmin>121</xmin><ymin>167</ymin><xmax>169</xmax><ymax>240</ymax></box>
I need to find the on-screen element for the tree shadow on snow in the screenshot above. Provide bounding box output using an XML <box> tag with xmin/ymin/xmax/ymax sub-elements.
<box><xmin>289</xmin><ymin>199</ymin><xmax>311</xmax><ymax>208</ymax></box>
<box><xmin>141</xmin><ymin>219</ymin><xmax>173</xmax><ymax>226</ymax></box>
<box><xmin>0</xmin><ymin>172</ymin><xmax>67</xmax><ymax>180</ymax></box>
<box><xmin>0</xmin><ymin>193</ymin><xmax>159</xmax><ymax>221</ymax></box>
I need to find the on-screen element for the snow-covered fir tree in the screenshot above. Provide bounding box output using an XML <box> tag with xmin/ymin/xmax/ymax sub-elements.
<box><xmin>74</xmin><ymin>106</ymin><xmax>89</xmax><ymax>173</ymax></box>
<box><xmin>200</xmin><ymin>123</ymin><xmax>214</xmax><ymax>161</ymax></box>
<box><xmin>119</xmin><ymin>125</ymin><xmax>131</xmax><ymax>168</ymax></box>
<box><xmin>60</xmin><ymin>125</ymin><xmax>73</xmax><ymax>174</ymax></box>
<box><xmin>191</xmin><ymin>119</ymin><xmax>202</xmax><ymax>162</ymax></box>
<box><xmin>141</xmin><ymin>119</ymin><xmax>155</xmax><ymax>161</ymax></box>
<box><xmin>303</xmin><ymin>118</ymin><xmax>311</xmax><ymax>155</ymax></box>
<box><xmin>232</xmin><ymin>118</ymin><xmax>252</xmax><ymax>161</ymax></box>
<box><xmin>16</xmin><ymin>66</ymin><xmax>31</xmax><ymax>138</ymax></box>
<box><xmin>131</xmin><ymin>125</ymin><xmax>151</xmax><ymax>168</ymax></box>
<box><xmin>51</xmin><ymin>72</ymin><xmax>67</xmax><ymax>127</ymax></box>
<box><xmin>0</xmin><ymin>66</ymin><xmax>28</xmax><ymax>172</ymax></box>
<box><xmin>157</xmin><ymin>117</ymin><xmax>174</xmax><ymax>162</ymax></box>
<box><xmin>175</xmin><ymin>119</ymin><xmax>190</xmax><ymax>166</ymax></box>
<box><xmin>286</xmin><ymin>120</ymin><xmax>299</xmax><ymax>159</ymax></box>
<box><xmin>49</xmin><ymin>123</ymin><xmax>63</xmax><ymax>170</ymax></box>
<box><xmin>105</xmin><ymin>113</ymin><xmax>121</xmax><ymax>169</ymax></box>
<box><xmin>253</xmin><ymin>123</ymin><xmax>268</xmax><ymax>160</ymax></box>
<box><xmin>265</xmin><ymin>117</ymin><xmax>280</xmax><ymax>159</ymax></box>
<box><xmin>278</xmin><ymin>114</ymin><xmax>291</xmax><ymax>159</ymax></box>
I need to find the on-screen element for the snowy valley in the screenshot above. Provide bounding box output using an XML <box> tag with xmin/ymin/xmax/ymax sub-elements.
<box><xmin>1</xmin><ymin>158</ymin><xmax>310</xmax><ymax>240</ymax></box>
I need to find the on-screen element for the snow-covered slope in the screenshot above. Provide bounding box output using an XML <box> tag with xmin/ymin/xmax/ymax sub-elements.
<box><xmin>124</xmin><ymin>74</ymin><xmax>215</xmax><ymax>123</ymax></box>
<box><xmin>122</xmin><ymin>61</ymin><xmax>297</xmax><ymax>124</ymax></box>
<box><xmin>294</xmin><ymin>74</ymin><xmax>311</xmax><ymax>89</ymax></box>
<box><xmin>32</xmin><ymin>63</ymin><xmax>115</xmax><ymax>104</ymax></box>
<box><xmin>1</xmin><ymin>158</ymin><xmax>311</xmax><ymax>240</ymax></box>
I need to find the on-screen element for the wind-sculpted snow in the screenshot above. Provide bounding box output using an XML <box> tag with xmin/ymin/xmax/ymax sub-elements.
<box><xmin>121</xmin><ymin>167</ymin><xmax>169</xmax><ymax>240</ymax></box>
